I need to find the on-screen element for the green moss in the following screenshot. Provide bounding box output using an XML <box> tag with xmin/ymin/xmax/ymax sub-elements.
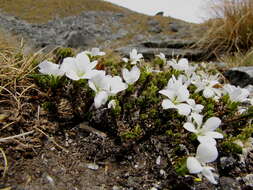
<box><xmin>153</xmin><ymin>58</ymin><xmax>165</xmax><ymax>69</ymax></box>
<box><xmin>174</xmin><ymin>157</ymin><xmax>188</xmax><ymax>176</ymax></box>
<box><xmin>221</xmin><ymin>140</ymin><xmax>243</xmax><ymax>154</ymax></box>
<box><xmin>42</xmin><ymin>101</ymin><xmax>57</xmax><ymax>113</ymax></box>
<box><xmin>30</xmin><ymin>74</ymin><xmax>66</xmax><ymax>90</ymax></box>
<box><xmin>55</xmin><ymin>47</ymin><xmax>75</xmax><ymax>63</ymax></box>
<box><xmin>237</xmin><ymin>124</ymin><xmax>253</xmax><ymax>141</ymax></box>
<box><xmin>121</xmin><ymin>124</ymin><xmax>143</xmax><ymax>140</ymax></box>
<box><xmin>165</xmin><ymin>129</ymin><xmax>181</xmax><ymax>139</ymax></box>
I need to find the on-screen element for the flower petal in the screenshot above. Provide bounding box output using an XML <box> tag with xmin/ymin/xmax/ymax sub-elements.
<box><xmin>159</xmin><ymin>89</ymin><xmax>175</xmax><ymax>100</ymax></box>
<box><xmin>191</xmin><ymin>113</ymin><xmax>203</xmax><ymax>127</ymax></box>
<box><xmin>183</xmin><ymin>122</ymin><xmax>197</xmax><ymax>133</ymax></box>
<box><xmin>186</xmin><ymin>157</ymin><xmax>203</xmax><ymax>174</ymax></box>
<box><xmin>202</xmin><ymin>117</ymin><xmax>221</xmax><ymax>132</ymax></box>
<box><xmin>203</xmin><ymin>87</ymin><xmax>214</xmax><ymax>98</ymax></box>
<box><xmin>122</xmin><ymin>66</ymin><xmax>140</xmax><ymax>84</ymax></box>
<box><xmin>38</xmin><ymin>61</ymin><xmax>64</xmax><ymax>76</ymax></box>
<box><xmin>196</xmin><ymin>143</ymin><xmax>218</xmax><ymax>163</ymax></box>
<box><xmin>161</xmin><ymin>99</ymin><xmax>175</xmax><ymax>109</ymax></box>
<box><xmin>176</xmin><ymin>103</ymin><xmax>191</xmax><ymax>116</ymax></box>
<box><xmin>205</xmin><ymin>131</ymin><xmax>223</xmax><ymax>139</ymax></box>
<box><xmin>122</xmin><ymin>58</ymin><xmax>129</xmax><ymax>63</ymax></box>
<box><xmin>94</xmin><ymin>91</ymin><xmax>109</xmax><ymax>108</ymax></box>
<box><xmin>197</xmin><ymin>135</ymin><xmax>217</xmax><ymax>146</ymax></box>
<box><xmin>202</xmin><ymin>167</ymin><xmax>218</xmax><ymax>184</ymax></box>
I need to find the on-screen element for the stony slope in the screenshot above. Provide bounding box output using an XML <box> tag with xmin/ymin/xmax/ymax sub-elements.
<box><xmin>0</xmin><ymin>0</ymin><xmax>204</xmax><ymax>60</ymax></box>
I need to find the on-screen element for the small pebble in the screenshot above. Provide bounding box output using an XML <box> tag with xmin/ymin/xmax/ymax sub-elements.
<box><xmin>87</xmin><ymin>163</ymin><xmax>99</xmax><ymax>170</ymax></box>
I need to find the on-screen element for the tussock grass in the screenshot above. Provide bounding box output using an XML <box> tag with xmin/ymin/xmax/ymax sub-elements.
<box><xmin>218</xmin><ymin>48</ymin><xmax>253</xmax><ymax>67</ymax></box>
<box><xmin>0</xmin><ymin>0</ymin><xmax>126</xmax><ymax>23</ymax></box>
<box><xmin>199</xmin><ymin>0</ymin><xmax>253</xmax><ymax>57</ymax></box>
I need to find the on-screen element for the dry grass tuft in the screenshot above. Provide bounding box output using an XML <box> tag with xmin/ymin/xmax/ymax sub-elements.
<box><xmin>0</xmin><ymin>0</ymin><xmax>126</xmax><ymax>23</ymax></box>
<box><xmin>199</xmin><ymin>0</ymin><xmax>253</xmax><ymax>57</ymax></box>
<box><xmin>218</xmin><ymin>48</ymin><xmax>253</xmax><ymax>67</ymax></box>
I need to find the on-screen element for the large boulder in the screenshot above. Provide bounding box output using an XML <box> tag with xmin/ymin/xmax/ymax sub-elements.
<box><xmin>224</xmin><ymin>66</ymin><xmax>253</xmax><ymax>87</ymax></box>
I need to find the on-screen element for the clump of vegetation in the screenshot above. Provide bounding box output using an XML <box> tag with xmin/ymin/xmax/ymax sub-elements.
<box><xmin>0</xmin><ymin>43</ymin><xmax>253</xmax><ymax>185</ymax></box>
<box><xmin>199</xmin><ymin>0</ymin><xmax>253</xmax><ymax>58</ymax></box>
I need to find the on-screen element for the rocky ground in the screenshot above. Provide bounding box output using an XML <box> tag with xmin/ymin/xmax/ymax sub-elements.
<box><xmin>0</xmin><ymin>7</ymin><xmax>204</xmax><ymax>61</ymax></box>
<box><xmin>0</xmin><ymin>2</ymin><xmax>253</xmax><ymax>190</ymax></box>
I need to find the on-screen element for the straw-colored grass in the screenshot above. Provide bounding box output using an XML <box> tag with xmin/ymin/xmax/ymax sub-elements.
<box><xmin>199</xmin><ymin>0</ymin><xmax>253</xmax><ymax>56</ymax></box>
<box><xmin>0</xmin><ymin>0</ymin><xmax>126</xmax><ymax>23</ymax></box>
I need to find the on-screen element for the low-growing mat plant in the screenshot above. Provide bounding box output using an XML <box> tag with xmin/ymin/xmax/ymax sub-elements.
<box><xmin>0</xmin><ymin>44</ymin><xmax>252</xmax><ymax>185</ymax></box>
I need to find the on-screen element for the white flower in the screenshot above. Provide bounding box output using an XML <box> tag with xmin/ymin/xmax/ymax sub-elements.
<box><xmin>156</xmin><ymin>53</ymin><xmax>166</xmax><ymax>63</ymax></box>
<box><xmin>122</xmin><ymin>49</ymin><xmax>143</xmax><ymax>65</ymax></box>
<box><xmin>184</xmin><ymin>113</ymin><xmax>223</xmax><ymax>145</ymax></box>
<box><xmin>186</xmin><ymin>99</ymin><xmax>204</xmax><ymax>114</ymax></box>
<box><xmin>251</xmin><ymin>98</ymin><xmax>253</xmax><ymax>106</ymax></box>
<box><xmin>159</xmin><ymin>75</ymin><xmax>191</xmax><ymax>116</ymax></box>
<box><xmin>143</xmin><ymin>65</ymin><xmax>161</xmax><ymax>74</ymax></box>
<box><xmin>122</xmin><ymin>65</ymin><xmax>140</xmax><ymax>85</ymax></box>
<box><xmin>84</xmin><ymin>48</ymin><xmax>105</xmax><ymax>57</ymax></box>
<box><xmin>60</xmin><ymin>52</ymin><xmax>98</xmax><ymax>81</ymax></box>
<box><xmin>88</xmin><ymin>72</ymin><xmax>127</xmax><ymax>108</ymax></box>
<box><xmin>193</xmin><ymin>73</ymin><xmax>222</xmax><ymax>99</ymax></box>
<box><xmin>38</xmin><ymin>61</ymin><xmax>64</xmax><ymax>76</ymax></box>
<box><xmin>88</xmin><ymin>71</ymin><xmax>108</xmax><ymax>93</ymax></box>
<box><xmin>167</xmin><ymin>58</ymin><xmax>196</xmax><ymax>74</ymax></box>
<box><xmin>94</xmin><ymin>91</ymin><xmax>109</xmax><ymax>108</ymax></box>
<box><xmin>187</xmin><ymin>143</ymin><xmax>218</xmax><ymax>184</ymax></box>
<box><xmin>106</xmin><ymin>75</ymin><xmax>128</xmax><ymax>95</ymax></box>
<box><xmin>223</xmin><ymin>84</ymin><xmax>250</xmax><ymax>103</ymax></box>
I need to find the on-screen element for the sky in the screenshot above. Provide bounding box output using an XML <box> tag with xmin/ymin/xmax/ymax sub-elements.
<box><xmin>104</xmin><ymin>0</ymin><xmax>213</xmax><ymax>23</ymax></box>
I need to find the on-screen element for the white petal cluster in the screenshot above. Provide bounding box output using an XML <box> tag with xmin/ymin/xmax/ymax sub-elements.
<box><xmin>38</xmin><ymin>61</ymin><xmax>64</xmax><ymax>76</ymax></box>
<box><xmin>88</xmin><ymin>71</ymin><xmax>128</xmax><ymax>108</ymax></box>
<box><xmin>84</xmin><ymin>48</ymin><xmax>105</xmax><ymax>57</ymax></box>
<box><xmin>193</xmin><ymin>73</ymin><xmax>222</xmax><ymax>99</ymax></box>
<box><xmin>38</xmin><ymin>49</ymin><xmax>253</xmax><ymax>185</ymax></box>
<box><xmin>159</xmin><ymin>58</ymin><xmax>228</xmax><ymax>184</ymax></box>
<box><xmin>187</xmin><ymin>143</ymin><xmax>218</xmax><ymax>184</ymax></box>
<box><xmin>184</xmin><ymin>113</ymin><xmax>223</xmax><ymax>145</ymax></box>
<box><xmin>167</xmin><ymin>58</ymin><xmax>197</xmax><ymax>76</ymax></box>
<box><xmin>38</xmin><ymin>51</ymin><xmax>99</xmax><ymax>80</ymax></box>
<box><xmin>122</xmin><ymin>65</ymin><xmax>140</xmax><ymax>85</ymax></box>
<box><xmin>122</xmin><ymin>49</ymin><xmax>143</xmax><ymax>65</ymax></box>
<box><xmin>60</xmin><ymin>52</ymin><xmax>98</xmax><ymax>80</ymax></box>
<box><xmin>38</xmin><ymin>48</ymin><xmax>137</xmax><ymax>109</ymax></box>
<box><xmin>159</xmin><ymin>75</ymin><xmax>192</xmax><ymax>116</ymax></box>
<box><xmin>156</xmin><ymin>53</ymin><xmax>166</xmax><ymax>63</ymax></box>
<box><xmin>223</xmin><ymin>84</ymin><xmax>250</xmax><ymax>103</ymax></box>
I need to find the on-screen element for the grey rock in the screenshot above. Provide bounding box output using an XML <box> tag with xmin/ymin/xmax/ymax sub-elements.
<box><xmin>133</xmin><ymin>34</ymin><xmax>147</xmax><ymax>42</ymax></box>
<box><xmin>231</xmin><ymin>66</ymin><xmax>253</xmax><ymax>77</ymax></box>
<box><xmin>224</xmin><ymin>66</ymin><xmax>253</xmax><ymax>87</ymax></box>
<box><xmin>147</xmin><ymin>19</ymin><xmax>162</xmax><ymax>33</ymax></box>
<box><xmin>65</xmin><ymin>31</ymin><xmax>93</xmax><ymax>48</ymax></box>
<box><xmin>168</xmin><ymin>22</ymin><xmax>184</xmax><ymax>32</ymax></box>
<box><xmin>111</xmin><ymin>28</ymin><xmax>128</xmax><ymax>40</ymax></box>
<box><xmin>219</xmin><ymin>177</ymin><xmax>241</xmax><ymax>190</ymax></box>
<box><xmin>142</xmin><ymin>38</ymin><xmax>196</xmax><ymax>48</ymax></box>
<box><xmin>0</xmin><ymin>11</ymin><xmax>125</xmax><ymax>48</ymax></box>
<box><xmin>242</xmin><ymin>174</ymin><xmax>253</xmax><ymax>187</ymax></box>
<box><xmin>220</xmin><ymin>156</ymin><xmax>237</xmax><ymax>171</ymax></box>
<box><xmin>155</xmin><ymin>11</ymin><xmax>164</xmax><ymax>16</ymax></box>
